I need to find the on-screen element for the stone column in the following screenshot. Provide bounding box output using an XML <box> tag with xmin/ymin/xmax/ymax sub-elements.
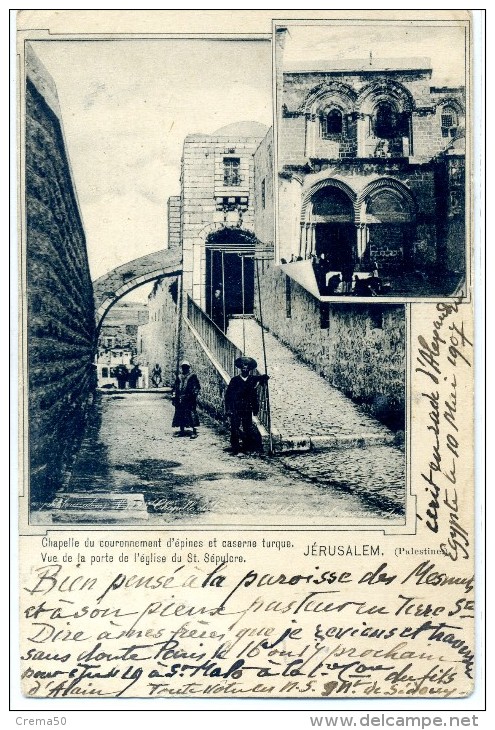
<box><xmin>356</xmin><ymin>114</ymin><xmax>370</xmax><ymax>157</ymax></box>
<box><xmin>309</xmin><ymin>223</ymin><xmax>316</xmax><ymax>255</ymax></box>
<box><xmin>356</xmin><ymin>224</ymin><xmax>368</xmax><ymax>263</ymax></box>
<box><xmin>299</xmin><ymin>223</ymin><xmax>306</xmax><ymax>258</ymax></box>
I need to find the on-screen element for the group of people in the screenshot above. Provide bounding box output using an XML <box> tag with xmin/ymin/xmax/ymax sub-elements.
<box><xmin>312</xmin><ymin>253</ymin><xmax>355</xmax><ymax>295</ymax></box>
<box><xmin>282</xmin><ymin>251</ymin><xmax>388</xmax><ymax>296</ymax></box>
<box><xmin>312</xmin><ymin>256</ymin><xmax>389</xmax><ymax>296</ymax></box>
<box><xmin>171</xmin><ymin>357</ymin><xmax>267</xmax><ymax>454</ymax></box>
<box><xmin>114</xmin><ymin>363</ymin><xmax>142</xmax><ymax>389</ymax></box>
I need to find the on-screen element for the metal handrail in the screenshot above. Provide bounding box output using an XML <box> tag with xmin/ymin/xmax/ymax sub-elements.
<box><xmin>185</xmin><ymin>295</ymin><xmax>271</xmax><ymax>437</ymax></box>
<box><xmin>186</xmin><ymin>295</ymin><xmax>241</xmax><ymax>378</ymax></box>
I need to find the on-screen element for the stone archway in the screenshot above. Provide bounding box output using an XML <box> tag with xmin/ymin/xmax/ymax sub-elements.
<box><xmin>93</xmin><ymin>249</ymin><xmax>182</xmax><ymax>336</ymax></box>
<box><xmin>299</xmin><ymin>178</ymin><xmax>358</xmax><ymax>264</ymax></box>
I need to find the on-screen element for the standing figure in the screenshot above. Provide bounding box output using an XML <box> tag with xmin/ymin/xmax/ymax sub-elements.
<box><xmin>211</xmin><ymin>287</ymin><xmax>224</xmax><ymax>331</ymax></box>
<box><xmin>172</xmin><ymin>361</ymin><xmax>201</xmax><ymax>439</ymax></box>
<box><xmin>341</xmin><ymin>260</ymin><xmax>355</xmax><ymax>294</ymax></box>
<box><xmin>225</xmin><ymin>356</ymin><xmax>267</xmax><ymax>455</ymax></box>
<box><xmin>368</xmin><ymin>270</ymin><xmax>383</xmax><ymax>296</ymax></box>
<box><xmin>151</xmin><ymin>363</ymin><xmax>163</xmax><ymax>388</ymax></box>
<box><xmin>128</xmin><ymin>363</ymin><xmax>142</xmax><ymax>389</ymax></box>
<box><xmin>115</xmin><ymin>364</ymin><xmax>129</xmax><ymax>389</ymax></box>
<box><xmin>316</xmin><ymin>253</ymin><xmax>329</xmax><ymax>293</ymax></box>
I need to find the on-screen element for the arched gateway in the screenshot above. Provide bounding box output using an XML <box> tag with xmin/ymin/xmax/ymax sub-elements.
<box><xmin>204</xmin><ymin>228</ymin><xmax>257</xmax><ymax>331</ymax></box>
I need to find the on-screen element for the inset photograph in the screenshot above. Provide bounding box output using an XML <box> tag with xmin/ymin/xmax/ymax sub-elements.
<box><xmin>275</xmin><ymin>21</ymin><xmax>468</xmax><ymax>299</ymax></box>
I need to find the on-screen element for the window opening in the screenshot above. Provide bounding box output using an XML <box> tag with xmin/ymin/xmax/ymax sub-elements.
<box><xmin>224</xmin><ymin>157</ymin><xmax>241</xmax><ymax>186</ymax></box>
<box><xmin>441</xmin><ymin>107</ymin><xmax>458</xmax><ymax>138</ymax></box>
<box><xmin>324</xmin><ymin>109</ymin><xmax>343</xmax><ymax>136</ymax></box>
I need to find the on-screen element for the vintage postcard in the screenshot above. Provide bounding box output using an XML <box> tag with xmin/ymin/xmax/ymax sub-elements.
<box><xmin>15</xmin><ymin>10</ymin><xmax>479</xmax><ymax>706</ymax></box>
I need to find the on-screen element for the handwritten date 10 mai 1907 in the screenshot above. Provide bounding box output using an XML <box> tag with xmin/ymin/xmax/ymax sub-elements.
<box><xmin>415</xmin><ymin>303</ymin><xmax>472</xmax><ymax>561</ymax></box>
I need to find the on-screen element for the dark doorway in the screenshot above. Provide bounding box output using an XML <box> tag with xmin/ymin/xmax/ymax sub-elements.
<box><xmin>315</xmin><ymin>223</ymin><xmax>356</xmax><ymax>271</ymax></box>
<box><xmin>368</xmin><ymin>223</ymin><xmax>412</xmax><ymax>272</ymax></box>
<box><xmin>205</xmin><ymin>228</ymin><xmax>256</xmax><ymax>331</ymax></box>
<box><xmin>310</xmin><ymin>186</ymin><xmax>356</xmax><ymax>272</ymax></box>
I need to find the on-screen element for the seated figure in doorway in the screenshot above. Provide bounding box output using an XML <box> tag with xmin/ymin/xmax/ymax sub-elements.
<box><xmin>326</xmin><ymin>273</ymin><xmax>341</xmax><ymax>294</ymax></box>
<box><xmin>353</xmin><ymin>275</ymin><xmax>372</xmax><ymax>297</ymax></box>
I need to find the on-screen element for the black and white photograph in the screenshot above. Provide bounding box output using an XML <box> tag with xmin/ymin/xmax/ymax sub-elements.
<box><xmin>15</xmin><ymin>9</ymin><xmax>480</xmax><ymax>708</ymax></box>
<box><xmin>23</xmin><ymin>34</ymin><xmax>406</xmax><ymax>528</ymax></box>
<box><xmin>275</xmin><ymin>21</ymin><xmax>468</xmax><ymax>299</ymax></box>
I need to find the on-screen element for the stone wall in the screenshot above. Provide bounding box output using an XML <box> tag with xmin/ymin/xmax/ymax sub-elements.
<box><xmin>278</xmin><ymin>115</ymin><xmax>306</xmax><ymax>168</ymax></box>
<box><xmin>25</xmin><ymin>46</ymin><xmax>96</xmax><ymax>503</ymax></box>
<box><xmin>167</xmin><ymin>195</ymin><xmax>181</xmax><ymax>250</ymax></box>
<box><xmin>255</xmin><ymin>264</ymin><xmax>405</xmax><ymax>428</ymax></box>
<box><xmin>137</xmin><ymin>276</ymin><xmax>180</xmax><ymax>386</ymax></box>
<box><xmin>413</xmin><ymin>89</ymin><xmax>465</xmax><ymax>160</ymax></box>
<box><xmin>434</xmin><ymin>155</ymin><xmax>466</xmax><ymax>277</ymax></box>
<box><xmin>253</xmin><ymin>128</ymin><xmax>275</xmax><ymax>249</ymax></box>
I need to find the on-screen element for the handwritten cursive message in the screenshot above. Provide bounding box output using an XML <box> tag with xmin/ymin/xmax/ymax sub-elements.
<box><xmin>415</xmin><ymin>301</ymin><xmax>473</xmax><ymax>562</ymax></box>
<box><xmin>20</xmin><ymin>535</ymin><xmax>475</xmax><ymax>699</ymax></box>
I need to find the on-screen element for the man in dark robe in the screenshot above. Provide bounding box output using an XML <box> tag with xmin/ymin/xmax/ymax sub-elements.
<box><xmin>225</xmin><ymin>356</ymin><xmax>267</xmax><ymax>455</ymax></box>
<box><xmin>172</xmin><ymin>361</ymin><xmax>201</xmax><ymax>438</ymax></box>
<box><xmin>115</xmin><ymin>364</ymin><xmax>129</xmax><ymax>389</ymax></box>
<box><xmin>128</xmin><ymin>363</ymin><xmax>142</xmax><ymax>389</ymax></box>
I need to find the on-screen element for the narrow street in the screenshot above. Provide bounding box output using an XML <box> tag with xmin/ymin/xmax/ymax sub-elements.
<box><xmin>32</xmin><ymin>392</ymin><xmax>404</xmax><ymax>526</ymax></box>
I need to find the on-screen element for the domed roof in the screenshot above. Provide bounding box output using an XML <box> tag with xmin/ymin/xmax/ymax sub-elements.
<box><xmin>212</xmin><ymin>121</ymin><xmax>268</xmax><ymax>138</ymax></box>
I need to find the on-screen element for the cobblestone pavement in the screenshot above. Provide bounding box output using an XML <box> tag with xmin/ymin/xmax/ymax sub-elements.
<box><xmin>277</xmin><ymin>446</ymin><xmax>405</xmax><ymax>516</ymax></box>
<box><xmin>227</xmin><ymin>319</ymin><xmax>394</xmax><ymax>442</ymax></box>
<box><xmin>35</xmin><ymin>392</ymin><xmax>405</xmax><ymax>525</ymax></box>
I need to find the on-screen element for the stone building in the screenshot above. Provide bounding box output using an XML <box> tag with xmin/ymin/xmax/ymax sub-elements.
<box><xmin>181</xmin><ymin>121</ymin><xmax>268</xmax><ymax>327</ymax></box>
<box><xmin>98</xmin><ymin>301</ymin><xmax>148</xmax><ymax>350</ymax></box>
<box><xmin>137</xmin><ymin>276</ymin><xmax>180</xmax><ymax>387</ymax></box>
<box><xmin>24</xmin><ymin>44</ymin><xmax>96</xmax><ymax>503</ymax></box>
<box><xmin>138</xmin><ymin>116</ymin><xmax>406</xmax><ymax>431</ymax></box>
<box><xmin>276</xmin><ymin>54</ymin><xmax>466</xmax><ymax>296</ymax></box>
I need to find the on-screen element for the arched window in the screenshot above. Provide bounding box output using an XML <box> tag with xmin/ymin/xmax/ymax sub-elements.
<box><xmin>441</xmin><ymin>105</ymin><xmax>458</xmax><ymax>138</ymax></box>
<box><xmin>374</xmin><ymin>102</ymin><xmax>397</xmax><ymax>138</ymax></box>
<box><xmin>323</xmin><ymin>108</ymin><xmax>343</xmax><ymax>137</ymax></box>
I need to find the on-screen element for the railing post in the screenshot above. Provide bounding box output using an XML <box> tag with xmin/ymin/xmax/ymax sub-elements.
<box><xmin>255</xmin><ymin>258</ymin><xmax>273</xmax><ymax>454</ymax></box>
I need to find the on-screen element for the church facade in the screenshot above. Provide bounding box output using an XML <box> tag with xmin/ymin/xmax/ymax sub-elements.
<box><xmin>276</xmin><ymin>56</ymin><xmax>466</xmax><ymax>297</ymax></box>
